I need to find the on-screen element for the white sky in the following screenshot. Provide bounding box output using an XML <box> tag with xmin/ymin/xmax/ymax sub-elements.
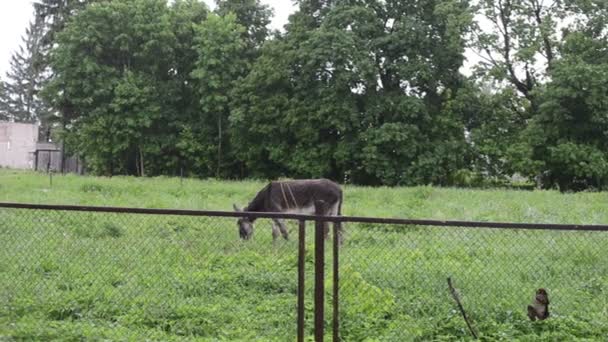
<box><xmin>0</xmin><ymin>0</ymin><xmax>36</xmax><ymax>77</ymax></box>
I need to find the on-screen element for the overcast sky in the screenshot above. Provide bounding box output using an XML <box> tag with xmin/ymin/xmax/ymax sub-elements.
<box><xmin>0</xmin><ymin>0</ymin><xmax>296</xmax><ymax>77</ymax></box>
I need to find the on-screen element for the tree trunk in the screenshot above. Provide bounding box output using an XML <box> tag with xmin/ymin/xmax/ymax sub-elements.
<box><xmin>217</xmin><ymin>115</ymin><xmax>222</xmax><ymax>179</ymax></box>
<box><xmin>139</xmin><ymin>146</ymin><xmax>145</xmax><ymax>177</ymax></box>
<box><xmin>60</xmin><ymin>117</ymin><xmax>66</xmax><ymax>173</ymax></box>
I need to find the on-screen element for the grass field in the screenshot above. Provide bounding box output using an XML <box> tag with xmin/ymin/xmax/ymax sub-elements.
<box><xmin>1</xmin><ymin>169</ymin><xmax>608</xmax><ymax>341</ymax></box>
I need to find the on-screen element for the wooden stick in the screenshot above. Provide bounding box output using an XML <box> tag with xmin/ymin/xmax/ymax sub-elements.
<box><xmin>447</xmin><ymin>277</ymin><xmax>478</xmax><ymax>339</ymax></box>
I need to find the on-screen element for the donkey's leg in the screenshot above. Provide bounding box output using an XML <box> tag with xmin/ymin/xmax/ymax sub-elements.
<box><xmin>268</xmin><ymin>201</ymin><xmax>285</xmax><ymax>242</ymax></box>
<box><xmin>329</xmin><ymin>202</ymin><xmax>343</xmax><ymax>244</ymax></box>
<box><xmin>271</xmin><ymin>222</ymin><xmax>280</xmax><ymax>242</ymax></box>
<box><xmin>273</xmin><ymin>218</ymin><xmax>289</xmax><ymax>240</ymax></box>
<box><xmin>323</xmin><ymin>206</ymin><xmax>334</xmax><ymax>239</ymax></box>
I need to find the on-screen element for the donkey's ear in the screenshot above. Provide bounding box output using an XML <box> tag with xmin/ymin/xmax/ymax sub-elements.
<box><xmin>233</xmin><ymin>204</ymin><xmax>242</xmax><ymax>212</ymax></box>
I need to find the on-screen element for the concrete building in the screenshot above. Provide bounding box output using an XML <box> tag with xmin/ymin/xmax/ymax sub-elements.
<box><xmin>0</xmin><ymin>122</ymin><xmax>39</xmax><ymax>169</ymax></box>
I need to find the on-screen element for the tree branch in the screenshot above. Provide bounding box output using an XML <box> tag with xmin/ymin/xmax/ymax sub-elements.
<box><xmin>448</xmin><ymin>277</ymin><xmax>478</xmax><ymax>339</ymax></box>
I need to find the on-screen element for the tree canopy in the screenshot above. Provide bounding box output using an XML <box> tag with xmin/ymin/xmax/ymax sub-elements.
<box><xmin>3</xmin><ymin>0</ymin><xmax>606</xmax><ymax>190</ymax></box>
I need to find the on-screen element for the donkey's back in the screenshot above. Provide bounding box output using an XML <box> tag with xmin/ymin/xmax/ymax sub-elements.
<box><xmin>267</xmin><ymin>178</ymin><xmax>342</xmax><ymax>215</ymax></box>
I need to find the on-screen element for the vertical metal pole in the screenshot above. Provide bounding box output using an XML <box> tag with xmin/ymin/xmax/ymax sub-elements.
<box><xmin>314</xmin><ymin>200</ymin><xmax>326</xmax><ymax>342</ymax></box>
<box><xmin>297</xmin><ymin>220</ymin><xmax>306</xmax><ymax>342</ymax></box>
<box><xmin>333</xmin><ymin>222</ymin><xmax>340</xmax><ymax>342</ymax></box>
<box><xmin>34</xmin><ymin>150</ymin><xmax>38</xmax><ymax>171</ymax></box>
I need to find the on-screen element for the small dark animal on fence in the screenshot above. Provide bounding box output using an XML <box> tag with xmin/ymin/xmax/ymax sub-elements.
<box><xmin>233</xmin><ymin>179</ymin><xmax>343</xmax><ymax>241</ymax></box>
<box><xmin>527</xmin><ymin>288</ymin><xmax>550</xmax><ymax>321</ymax></box>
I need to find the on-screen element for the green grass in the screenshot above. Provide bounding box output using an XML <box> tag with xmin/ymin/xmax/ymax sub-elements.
<box><xmin>1</xmin><ymin>169</ymin><xmax>608</xmax><ymax>341</ymax></box>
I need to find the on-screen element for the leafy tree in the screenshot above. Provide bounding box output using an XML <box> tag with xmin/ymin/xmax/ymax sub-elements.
<box><xmin>33</xmin><ymin>0</ymin><xmax>101</xmax><ymax>51</ymax></box>
<box><xmin>47</xmin><ymin>0</ymin><xmax>176</xmax><ymax>175</ymax></box>
<box><xmin>232</xmin><ymin>0</ymin><xmax>473</xmax><ymax>185</ymax></box>
<box><xmin>455</xmin><ymin>82</ymin><xmax>527</xmax><ymax>179</ymax></box>
<box><xmin>191</xmin><ymin>13</ymin><xmax>249</xmax><ymax>178</ymax></box>
<box><xmin>470</xmin><ymin>0</ymin><xmax>568</xmax><ymax>107</ymax></box>
<box><xmin>511</xmin><ymin>24</ymin><xmax>608</xmax><ymax>190</ymax></box>
<box><xmin>169</xmin><ymin>0</ymin><xmax>210</xmax><ymax>174</ymax></box>
<box><xmin>215</xmin><ymin>0</ymin><xmax>273</xmax><ymax>48</ymax></box>
<box><xmin>34</xmin><ymin>0</ymin><xmax>103</xmax><ymax>143</ymax></box>
<box><xmin>468</xmin><ymin>0</ymin><xmax>608</xmax><ymax>190</ymax></box>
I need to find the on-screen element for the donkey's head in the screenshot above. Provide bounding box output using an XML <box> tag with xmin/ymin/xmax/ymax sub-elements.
<box><xmin>233</xmin><ymin>204</ymin><xmax>253</xmax><ymax>240</ymax></box>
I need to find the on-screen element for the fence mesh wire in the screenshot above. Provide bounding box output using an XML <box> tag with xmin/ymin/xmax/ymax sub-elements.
<box><xmin>335</xmin><ymin>222</ymin><xmax>608</xmax><ymax>340</ymax></box>
<box><xmin>2</xmin><ymin>207</ymin><xmax>608</xmax><ymax>341</ymax></box>
<box><xmin>0</xmin><ymin>208</ymin><xmax>306</xmax><ymax>341</ymax></box>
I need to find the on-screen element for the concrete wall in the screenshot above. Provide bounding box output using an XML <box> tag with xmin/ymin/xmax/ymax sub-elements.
<box><xmin>0</xmin><ymin>122</ymin><xmax>39</xmax><ymax>169</ymax></box>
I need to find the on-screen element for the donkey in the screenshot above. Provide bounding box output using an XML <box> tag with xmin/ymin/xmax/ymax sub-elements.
<box><xmin>233</xmin><ymin>179</ymin><xmax>343</xmax><ymax>242</ymax></box>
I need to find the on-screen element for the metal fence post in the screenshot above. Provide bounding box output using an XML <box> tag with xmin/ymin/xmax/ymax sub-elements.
<box><xmin>298</xmin><ymin>219</ymin><xmax>306</xmax><ymax>342</ymax></box>
<box><xmin>314</xmin><ymin>200</ymin><xmax>327</xmax><ymax>342</ymax></box>
<box><xmin>333</xmin><ymin>221</ymin><xmax>340</xmax><ymax>342</ymax></box>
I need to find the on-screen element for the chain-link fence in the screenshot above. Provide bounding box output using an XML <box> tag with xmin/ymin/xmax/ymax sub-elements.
<box><xmin>336</xmin><ymin>221</ymin><xmax>608</xmax><ymax>340</ymax></box>
<box><xmin>1</xmin><ymin>203</ymin><xmax>608</xmax><ymax>341</ymax></box>
<box><xmin>0</xmin><ymin>205</ymin><xmax>314</xmax><ymax>341</ymax></box>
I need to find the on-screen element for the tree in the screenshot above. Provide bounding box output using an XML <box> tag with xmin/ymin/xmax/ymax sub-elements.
<box><xmin>0</xmin><ymin>83</ymin><xmax>11</xmax><ymax>121</ymax></box>
<box><xmin>470</xmin><ymin>0</ymin><xmax>567</xmax><ymax>107</ymax></box>
<box><xmin>0</xmin><ymin>16</ymin><xmax>51</xmax><ymax>131</ymax></box>
<box><xmin>33</xmin><ymin>0</ymin><xmax>101</xmax><ymax>51</ymax></box>
<box><xmin>510</xmin><ymin>22</ymin><xmax>608</xmax><ymax>190</ymax></box>
<box><xmin>215</xmin><ymin>0</ymin><xmax>273</xmax><ymax>49</ymax></box>
<box><xmin>169</xmin><ymin>0</ymin><xmax>210</xmax><ymax>175</ymax></box>
<box><xmin>47</xmin><ymin>0</ymin><xmax>177</xmax><ymax>175</ymax></box>
<box><xmin>191</xmin><ymin>13</ymin><xmax>248</xmax><ymax>178</ymax></box>
<box><xmin>231</xmin><ymin>0</ymin><xmax>473</xmax><ymax>185</ymax></box>
<box><xmin>34</xmin><ymin>0</ymin><xmax>103</xmax><ymax>143</ymax></box>
<box><xmin>456</xmin><ymin>81</ymin><xmax>527</xmax><ymax>179</ymax></box>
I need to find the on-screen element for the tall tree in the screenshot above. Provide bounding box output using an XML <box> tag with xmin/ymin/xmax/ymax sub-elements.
<box><xmin>0</xmin><ymin>17</ymin><xmax>51</xmax><ymax>130</ymax></box>
<box><xmin>34</xmin><ymin>0</ymin><xmax>102</xmax><ymax>143</ymax></box>
<box><xmin>507</xmin><ymin>1</ymin><xmax>608</xmax><ymax>190</ymax></box>
<box><xmin>47</xmin><ymin>0</ymin><xmax>177</xmax><ymax>175</ymax></box>
<box><xmin>215</xmin><ymin>0</ymin><xmax>273</xmax><ymax>49</ymax></box>
<box><xmin>470</xmin><ymin>0</ymin><xmax>567</xmax><ymax>107</ymax></box>
<box><xmin>33</xmin><ymin>0</ymin><xmax>100</xmax><ymax>51</ymax></box>
<box><xmin>232</xmin><ymin>0</ymin><xmax>473</xmax><ymax>185</ymax></box>
<box><xmin>178</xmin><ymin>1</ymin><xmax>271</xmax><ymax>178</ymax></box>
<box><xmin>191</xmin><ymin>13</ymin><xmax>248</xmax><ymax>178</ymax></box>
<box><xmin>0</xmin><ymin>83</ymin><xmax>11</xmax><ymax>121</ymax></box>
<box><xmin>167</xmin><ymin>0</ymin><xmax>210</xmax><ymax>175</ymax></box>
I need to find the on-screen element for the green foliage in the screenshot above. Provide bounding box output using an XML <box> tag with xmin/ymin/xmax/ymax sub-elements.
<box><xmin>338</xmin><ymin>266</ymin><xmax>396</xmax><ymax>339</ymax></box>
<box><xmin>190</xmin><ymin>13</ymin><xmax>249</xmax><ymax>178</ymax></box>
<box><xmin>20</xmin><ymin>0</ymin><xmax>608</xmax><ymax>191</ymax></box>
<box><xmin>232</xmin><ymin>0</ymin><xmax>473</xmax><ymax>185</ymax></box>
<box><xmin>47</xmin><ymin>0</ymin><xmax>177</xmax><ymax>175</ymax></box>
<box><xmin>510</xmin><ymin>28</ymin><xmax>608</xmax><ymax>190</ymax></box>
<box><xmin>215</xmin><ymin>0</ymin><xmax>273</xmax><ymax>49</ymax></box>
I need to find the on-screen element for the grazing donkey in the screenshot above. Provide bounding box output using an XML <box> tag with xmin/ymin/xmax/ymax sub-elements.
<box><xmin>233</xmin><ymin>179</ymin><xmax>343</xmax><ymax>241</ymax></box>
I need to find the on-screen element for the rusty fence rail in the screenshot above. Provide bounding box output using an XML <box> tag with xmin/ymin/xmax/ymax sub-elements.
<box><xmin>1</xmin><ymin>202</ymin><xmax>608</xmax><ymax>341</ymax></box>
<box><xmin>2</xmin><ymin>202</ymin><xmax>608</xmax><ymax>231</ymax></box>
